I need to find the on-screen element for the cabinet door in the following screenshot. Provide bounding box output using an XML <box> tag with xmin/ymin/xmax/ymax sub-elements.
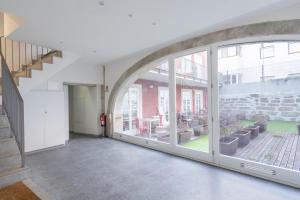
<box><xmin>44</xmin><ymin>92</ymin><xmax>65</xmax><ymax>148</ymax></box>
<box><xmin>24</xmin><ymin>92</ymin><xmax>45</xmax><ymax>152</ymax></box>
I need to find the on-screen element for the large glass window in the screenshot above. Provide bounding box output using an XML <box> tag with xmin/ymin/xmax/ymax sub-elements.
<box><xmin>114</xmin><ymin>62</ymin><xmax>170</xmax><ymax>143</ymax></box>
<box><xmin>175</xmin><ymin>51</ymin><xmax>209</xmax><ymax>152</ymax></box>
<box><xmin>218</xmin><ymin>41</ymin><xmax>300</xmax><ymax>172</ymax></box>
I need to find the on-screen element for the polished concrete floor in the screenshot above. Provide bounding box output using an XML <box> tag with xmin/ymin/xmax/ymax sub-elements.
<box><xmin>26</xmin><ymin>135</ymin><xmax>300</xmax><ymax>200</ymax></box>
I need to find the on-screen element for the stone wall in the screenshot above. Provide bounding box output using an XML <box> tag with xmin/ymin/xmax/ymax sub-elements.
<box><xmin>220</xmin><ymin>94</ymin><xmax>300</xmax><ymax>122</ymax></box>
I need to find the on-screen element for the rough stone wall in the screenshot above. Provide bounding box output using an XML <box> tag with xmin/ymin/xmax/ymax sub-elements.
<box><xmin>220</xmin><ymin>94</ymin><xmax>300</xmax><ymax>122</ymax></box>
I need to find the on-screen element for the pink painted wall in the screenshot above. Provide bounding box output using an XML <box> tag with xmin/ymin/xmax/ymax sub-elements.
<box><xmin>134</xmin><ymin>79</ymin><xmax>208</xmax><ymax>118</ymax></box>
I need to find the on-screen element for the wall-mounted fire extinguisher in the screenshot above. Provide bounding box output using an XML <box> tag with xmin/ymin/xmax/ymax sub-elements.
<box><xmin>100</xmin><ymin>113</ymin><xmax>106</xmax><ymax>127</ymax></box>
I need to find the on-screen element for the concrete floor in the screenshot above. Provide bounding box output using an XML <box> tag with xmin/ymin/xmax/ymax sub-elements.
<box><xmin>26</xmin><ymin>135</ymin><xmax>300</xmax><ymax>200</ymax></box>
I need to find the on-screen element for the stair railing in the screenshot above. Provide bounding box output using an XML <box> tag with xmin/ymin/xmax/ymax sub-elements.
<box><xmin>0</xmin><ymin>37</ymin><xmax>52</xmax><ymax>73</ymax></box>
<box><xmin>0</xmin><ymin>37</ymin><xmax>25</xmax><ymax>167</ymax></box>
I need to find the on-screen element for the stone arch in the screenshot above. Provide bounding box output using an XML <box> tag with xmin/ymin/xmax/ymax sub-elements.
<box><xmin>106</xmin><ymin>19</ymin><xmax>300</xmax><ymax>137</ymax></box>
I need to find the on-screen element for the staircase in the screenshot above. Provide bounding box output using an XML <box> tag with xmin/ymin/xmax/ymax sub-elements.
<box><xmin>0</xmin><ymin>37</ymin><xmax>64</xmax><ymax>187</ymax></box>
<box><xmin>0</xmin><ymin>37</ymin><xmax>63</xmax><ymax>87</ymax></box>
<box><xmin>0</xmin><ymin>106</ymin><xmax>29</xmax><ymax>187</ymax></box>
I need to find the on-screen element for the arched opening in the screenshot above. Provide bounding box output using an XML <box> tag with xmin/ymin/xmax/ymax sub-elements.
<box><xmin>108</xmin><ymin>19</ymin><xmax>300</xmax><ymax>187</ymax></box>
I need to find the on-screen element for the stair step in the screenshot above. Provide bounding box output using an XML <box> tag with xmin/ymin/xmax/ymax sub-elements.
<box><xmin>12</xmin><ymin>69</ymin><xmax>31</xmax><ymax>78</ymax></box>
<box><xmin>0</xmin><ymin>137</ymin><xmax>19</xmax><ymax>156</ymax></box>
<box><xmin>0</xmin><ymin>167</ymin><xmax>30</xmax><ymax>188</ymax></box>
<box><xmin>47</xmin><ymin>50</ymin><xmax>63</xmax><ymax>58</ymax></box>
<box><xmin>41</xmin><ymin>55</ymin><xmax>53</xmax><ymax>64</ymax></box>
<box><xmin>0</xmin><ymin>115</ymin><xmax>11</xmax><ymax>139</ymax></box>
<box><xmin>0</xmin><ymin>115</ymin><xmax>10</xmax><ymax>128</ymax></box>
<box><xmin>27</xmin><ymin>61</ymin><xmax>43</xmax><ymax>70</ymax></box>
<box><xmin>0</xmin><ymin>152</ymin><xmax>22</xmax><ymax>174</ymax></box>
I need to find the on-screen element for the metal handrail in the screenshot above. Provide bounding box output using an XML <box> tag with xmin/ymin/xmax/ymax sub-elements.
<box><xmin>0</xmin><ymin>50</ymin><xmax>25</xmax><ymax>167</ymax></box>
<box><xmin>0</xmin><ymin>37</ymin><xmax>25</xmax><ymax>167</ymax></box>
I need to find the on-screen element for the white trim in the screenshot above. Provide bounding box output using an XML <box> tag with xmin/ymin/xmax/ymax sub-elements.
<box><xmin>194</xmin><ymin>89</ymin><xmax>204</xmax><ymax>112</ymax></box>
<box><xmin>158</xmin><ymin>86</ymin><xmax>169</xmax><ymax>123</ymax></box>
<box><xmin>181</xmin><ymin>89</ymin><xmax>193</xmax><ymax>114</ymax></box>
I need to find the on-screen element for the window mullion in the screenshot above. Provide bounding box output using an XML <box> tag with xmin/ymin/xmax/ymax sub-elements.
<box><xmin>168</xmin><ymin>57</ymin><xmax>177</xmax><ymax>146</ymax></box>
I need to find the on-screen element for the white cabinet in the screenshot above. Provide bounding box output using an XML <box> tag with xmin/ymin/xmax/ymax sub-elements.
<box><xmin>24</xmin><ymin>90</ymin><xmax>65</xmax><ymax>152</ymax></box>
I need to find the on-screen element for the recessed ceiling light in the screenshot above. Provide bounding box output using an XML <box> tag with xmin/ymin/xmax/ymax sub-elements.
<box><xmin>98</xmin><ymin>1</ymin><xmax>105</xmax><ymax>6</ymax></box>
<box><xmin>128</xmin><ymin>14</ymin><xmax>133</xmax><ymax>18</ymax></box>
<box><xmin>152</xmin><ymin>22</ymin><xmax>157</xmax><ymax>26</ymax></box>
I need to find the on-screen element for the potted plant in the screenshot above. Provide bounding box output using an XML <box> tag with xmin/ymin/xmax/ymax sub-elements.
<box><xmin>219</xmin><ymin>126</ymin><xmax>239</xmax><ymax>156</ymax></box>
<box><xmin>253</xmin><ymin>114</ymin><xmax>268</xmax><ymax>133</ymax></box>
<box><xmin>231</xmin><ymin>129</ymin><xmax>251</xmax><ymax>147</ymax></box>
<box><xmin>244</xmin><ymin>125</ymin><xmax>259</xmax><ymax>139</ymax></box>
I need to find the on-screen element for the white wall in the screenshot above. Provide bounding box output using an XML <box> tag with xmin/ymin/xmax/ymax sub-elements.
<box><xmin>69</xmin><ymin>85</ymin><xmax>99</xmax><ymax>136</ymax></box>
<box><xmin>24</xmin><ymin>61</ymin><xmax>102</xmax><ymax>152</ymax></box>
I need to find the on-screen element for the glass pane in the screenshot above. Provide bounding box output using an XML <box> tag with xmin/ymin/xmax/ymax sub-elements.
<box><xmin>114</xmin><ymin>62</ymin><xmax>170</xmax><ymax>143</ymax></box>
<box><xmin>218</xmin><ymin>41</ymin><xmax>300</xmax><ymax>172</ymax></box>
<box><xmin>175</xmin><ymin>51</ymin><xmax>209</xmax><ymax>152</ymax></box>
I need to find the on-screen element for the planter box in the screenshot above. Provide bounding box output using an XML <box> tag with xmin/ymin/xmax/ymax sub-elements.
<box><xmin>254</xmin><ymin>121</ymin><xmax>267</xmax><ymax>133</ymax></box>
<box><xmin>219</xmin><ymin>136</ymin><xmax>239</xmax><ymax>156</ymax></box>
<box><xmin>231</xmin><ymin>130</ymin><xmax>251</xmax><ymax>147</ymax></box>
<box><xmin>244</xmin><ymin>125</ymin><xmax>259</xmax><ymax>139</ymax></box>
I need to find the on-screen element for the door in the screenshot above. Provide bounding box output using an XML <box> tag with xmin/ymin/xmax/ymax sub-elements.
<box><xmin>213</xmin><ymin>41</ymin><xmax>300</xmax><ymax>187</ymax></box>
<box><xmin>172</xmin><ymin>47</ymin><xmax>213</xmax><ymax>162</ymax></box>
<box><xmin>158</xmin><ymin>87</ymin><xmax>169</xmax><ymax>123</ymax></box>
<box><xmin>122</xmin><ymin>85</ymin><xmax>141</xmax><ymax>132</ymax></box>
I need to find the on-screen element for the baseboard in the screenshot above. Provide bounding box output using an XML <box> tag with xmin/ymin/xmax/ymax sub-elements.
<box><xmin>25</xmin><ymin>144</ymin><xmax>65</xmax><ymax>156</ymax></box>
<box><xmin>70</xmin><ymin>131</ymin><xmax>103</xmax><ymax>138</ymax></box>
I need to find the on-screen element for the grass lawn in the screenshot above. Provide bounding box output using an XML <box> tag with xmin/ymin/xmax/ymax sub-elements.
<box><xmin>241</xmin><ymin>120</ymin><xmax>298</xmax><ymax>135</ymax></box>
<box><xmin>181</xmin><ymin>120</ymin><xmax>298</xmax><ymax>152</ymax></box>
<box><xmin>181</xmin><ymin>134</ymin><xmax>209</xmax><ymax>152</ymax></box>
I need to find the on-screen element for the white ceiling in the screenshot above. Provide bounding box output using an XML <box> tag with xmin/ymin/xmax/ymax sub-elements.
<box><xmin>0</xmin><ymin>0</ymin><xmax>297</xmax><ymax>65</ymax></box>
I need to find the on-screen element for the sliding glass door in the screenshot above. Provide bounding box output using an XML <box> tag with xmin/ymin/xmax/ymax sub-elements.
<box><xmin>172</xmin><ymin>48</ymin><xmax>213</xmax><ymax>161</ymax></box>
<box><xmin>215</xmin><ymin>41</ymin><xmax>300</xmax><ymax>186</ymax></box>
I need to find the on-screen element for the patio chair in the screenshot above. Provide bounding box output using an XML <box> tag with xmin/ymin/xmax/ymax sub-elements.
<box><xmin>136</xmin><ymin>118</ymin><xmax>148</xmax><ymax>135</ymax></box>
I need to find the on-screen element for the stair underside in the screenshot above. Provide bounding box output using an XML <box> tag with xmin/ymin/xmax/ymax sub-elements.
<box><xmin>11</xmin><ymin>50</ymin><xmax>63</xmax><ymax>86</ymax></box>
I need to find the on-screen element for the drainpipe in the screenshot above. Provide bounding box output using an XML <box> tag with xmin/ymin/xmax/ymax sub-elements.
<box><xmin>101</xmin><ymin>64</ymin><xmax>107</xmax><ymax>137</ymax></box>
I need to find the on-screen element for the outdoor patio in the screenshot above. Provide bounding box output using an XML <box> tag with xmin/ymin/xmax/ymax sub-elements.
<box><xmin>233</xmin><ymin>132</ymin><xmax>300</xmax><ymax>171</ymax></box>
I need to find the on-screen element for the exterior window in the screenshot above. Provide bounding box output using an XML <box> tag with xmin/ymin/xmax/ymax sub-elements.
<box><xmin>221</xmin><ymin>73</ymin><xmax>240</xmax><ymax>85</ymax></box>
<box><xmin>218</xmin><ymin>46</ymin><xmax>239</xmax><ymax>58</ymax></box>
<box><xmin>288</xmin><ymin>42</ymin><xmax>300</xmax><ymax>54</ymax></box>
<box><xmin>122</xmin><ymin>85</ymin><xmax>142</xmax><ymax>131</ymax></box>
<box><xmin>177</xmin><ymin>56</ymin><xmax>192</xmax><ymax>74</ymax></box>
<box><xmin>181</xmin><ymin>90</ymin><xmax>192</xmax><ymax>115</ymax></box>
<box><xmin>158</xmin><ymin>87</ymin><xmax>169</xmax><ymax>123</ymax></box>
<box><xmin>260</xmin><ymin>43</ymin><xmax>274</xmax><ymax>59</ymax></box>
<box><xmin>194</xmin><ymin>90</ymin><xmax>204</xmax><ymax>114</ymax></box>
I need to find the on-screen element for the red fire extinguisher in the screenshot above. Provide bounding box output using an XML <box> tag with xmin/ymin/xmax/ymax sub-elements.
<box><xmin>100</xmin><ymin>113</ymin><xmax>106</xmax><ymax>127</ymax></box>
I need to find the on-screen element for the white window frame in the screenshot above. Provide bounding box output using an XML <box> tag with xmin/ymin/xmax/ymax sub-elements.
<box><xmin>158</xmin><ymin>86</ymin><xmax>169</xmax><ymax>123</ymax></box>
<box><xmin>260</xmin><ymin>44</ymin><xmax>275</xmax><ymax>59</ymax></box>
<box><xmin>122</xmin><ymin>84</ymin><xmax>142</xmax><ymax>131</ymax></box>
<box><xmin>288</xmin><ymin>42</ymin><xmax>300</xmax><ymax>54</ymax></box>
<box><xmin>194</xmin><ymin>90</ymin><xmax>204</xmax><ymax>114</ymax></box>
<box><xmin>113</xmin><ymin>36</ymin><xmax>300</xmax><ymax>188</ymax></box>
<box><xmin>181</xmin><ymin>89</ymin><xmax>193</xmax><ymax>115</ymax></box>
